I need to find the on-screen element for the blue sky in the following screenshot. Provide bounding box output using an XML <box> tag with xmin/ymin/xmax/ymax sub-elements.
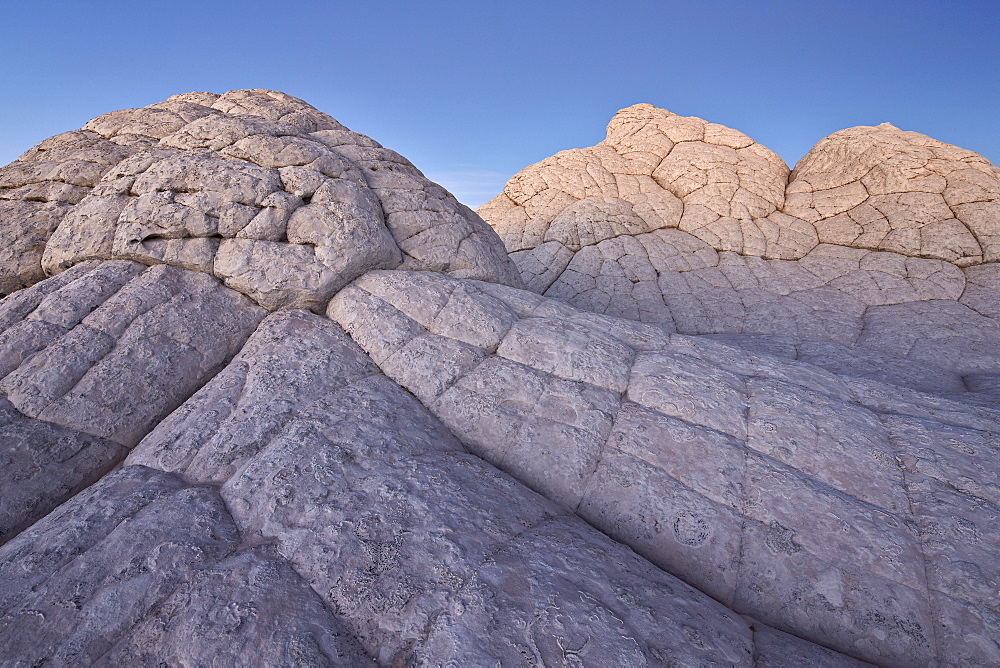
<box><xmin>2</xmin><ymin>1</ymin><xmax>997</xmax><ymax>207</ymax></box>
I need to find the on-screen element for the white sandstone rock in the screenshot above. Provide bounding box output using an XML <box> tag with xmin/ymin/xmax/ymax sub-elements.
<box><xmin>0</xmin><ymin>89</ymin><xmax>521</xmax><ymax>308</ymax></box>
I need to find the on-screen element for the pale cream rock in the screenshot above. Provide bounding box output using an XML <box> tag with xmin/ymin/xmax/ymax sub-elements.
<box><xmin>1</xmin><ymin>94</ymin><xmax>998</xmax><ymax>666</ymax></box>
<box><xmin>482</xmin><ymin>103</ymin><xmax>815</xmax><ymax>269</ymax></box>
<box><xmin>478</xmin><ymin>107</ymin><xmax>1000</xmax><ymax>384</ymax></box>
<box><xmin>0</xmin><ymin>132</ymin><xmax>137</xmax><ymax>294</ymax></box>
<box><xmin>786</xmin><ymin>122</ymin><xmax>1000</xmax><ymax>264</ymax></box>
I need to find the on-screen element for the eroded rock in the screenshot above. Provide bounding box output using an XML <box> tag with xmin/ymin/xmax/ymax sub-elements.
<box><xmin>0</xmin><ymin>260</ymin><xmax>265</xmax><ymax>446</ymax></box>
<box><xmin>785</xmin><ymin>123</ymin><xmax>1000</xmax><ymax>264</ymax></box>
<box><xmin>0</xmin><ymin>89</ymin><xmax>521</xmax><ymax>309</ymax></box>
<box><xmin>127</xmin><ymin>309</ymin><xmax>763</xmax><ymax>665</ymax></box>
<box><xmin>0</xmin><ymin>260</ymin><xmax>265</xmax><ymax>547</ymax></box>
<box><xmin>478</xmin><ymin>106</ymin><xmax>1000</xmax><ymax>376</ymax></box>
<box><xmin>329</xmin><ymin>269</ymin><xmax>1000</xmax><ymax>665</ymax></box>
<box><xmin>0</xmin><ymin>465</ymin><xmax>373</xmax><ymax>665</ymax></box>
<box><xmin>0</xmin><ymin>396</ymin><xmax>125</xmax><ymax>547</ymax></box>
<box><xmin>0</xmin><ymin>132</ymin><xmax>136</xmax><ymax>294</ymax></box>
<box><xmin>1</xmin><ymin>94</ymin><xmax>996</xmax><ymax>666</ymax></box>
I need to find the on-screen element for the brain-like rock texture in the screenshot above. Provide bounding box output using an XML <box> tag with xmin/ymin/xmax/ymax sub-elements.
<box><xmin>0</xmin><ymin>89</ymin><xmax>521</xmax><ymax>308</ymax></box>
<box><xmin>1</xmin><ymin>93</ymin><xmax>998</xmax><ymax>665</ymax></box>
<box><xmin>479</xmin><ymin>106</ymin><xmax>1000</xmax><ymax>370</ymax></box>
<box><xmin>785</xmin><ymin>123</ymin><xmax>1000</xmax><ymax>264</ymax></box>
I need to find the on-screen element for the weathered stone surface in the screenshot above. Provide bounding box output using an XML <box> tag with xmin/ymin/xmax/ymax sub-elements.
<box><xmin>0</xmin><ymin>260</ymin><xmax>265</xmax><ymax>446</ymax></box>
<box><xmin>99</xmin><ymin>548</ymin><xmax>374</xmax><ymax>666</ymax></box>
<box><xmin>0</xmin><ymin>260</ymin><xmax>264</xmax><ymax>552</ymax></box>
<box><xmin>747</xmin><ymin>616</ymin><xmax>871</xmax><ymax>667</ymax></box>
<box><xmin>0</xmin><ymin>467</ymin><xmax>237</xmax><ymax>665</ymax></box>
<box><xmin>482</xmin><ymin>104</ymin><xmax>806</xmax><ymax>261</ymax></box>
<box><xmin>785</xmin><ymin>123</ymin><xmax>1000</xmax><ymax>264</ymax></box>
<box><xmin>0</xmin><ymin>131</ymin><xmax>136</xmax><ymax>294</ymax></box>
<box><xmin>0</xmin><ymin>465</ymin><xmax>373</xmax><ymax>665</ymax></box>
<box><xmin>0</xmin><ymin>396</ymin><xmax>125</xmax><ymax>548</ymax></box>
<box><xmin>1</xmin><ymin>95</ymin><xmax>997</xmax><ymax>666</ymax></box>
<box><xmin>478</xmin><ymin>106</ymin><xmax>1000</xmax><ymax>386</ymax></box>
<box><xmin>329</xmin><ymin>269</ymin><xmax>1000</xmax><ymax>665</ymax></box>
<box><xmin>0</xmin><ymin>89</ymin><xmax>521</xmax><ymax>309</ymax></box>
<box><xmin>126</xmin><ymin>309</ymin><xmax>776</xmax><ymax>664</ymax></box>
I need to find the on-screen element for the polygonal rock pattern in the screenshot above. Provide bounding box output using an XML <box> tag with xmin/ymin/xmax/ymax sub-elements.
<box><xmin>2</xmin><ymin>94</ymin><xmax>998</xmax><ymax>666</ymax></box>
<box><xmin>329</xmin><ymin>269</ymin><xmax>1000</xmax><ymax>665</ymax></box>
<box><xmin>123</xmin><ymin>309</ymin><xmax>845</xmax><ymax>665</ymax></box>
<box><xmin>0</xmin><ymin>259</ymin><xmax>265</xmax><ymax>542</ymax></box>
<box><xmin>481</xmin><ymin>103</ymin><xmax>808</xmax><ymax>259</ymax></box>
<box><xmin>0</xmin><ymin>395</ymin><xmax>124</xmax><ymax>547</ymax></box>
<box><xmin>785</xmin><ymin>123</ymin><xmax>1000</xmax><ymax>264</ymax></box>
<box><xmin>478</xmin><ymin>105</ymin><xmax>1000</xmax><ymax>356</ymax></box>
<box><xmin>0</xmin><ymin>131</ymin><xmax>134</xmax><ymax>294</ymax></box>
<box><xmin>0</xmin><ymin>298</ymin><xmax>866</xmax><ymax>665</ymax></box>
<box><xmin>0</xmin><ymin>89</ymin><xmax>521</xmax><ymax>309</ymax></box>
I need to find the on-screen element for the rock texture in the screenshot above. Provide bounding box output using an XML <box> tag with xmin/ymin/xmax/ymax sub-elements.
<box><xmin>0</xmin><ymin>93</ymin><xmax>997</xmax><ymax>665</ymax></box>
<box><xmin>328</xmin><ymin>269</ymin><xmax>1000</xmax><ymax>664</ymax></box>
<box><xmin>785</xmin><ymin>123</ymin><xmax>1000</xmax><ymax>264</ymax></box>
<box><xmin>0</xmin><ymin>465</ymin><xmax>372</xmax><ymax>665</ymax></box>
<box><xmin>1</xmin><ymin>89</ymin><xmax>521</xmax><ymax>309</ymax></box>
<box><xmin>0</xmin><ymin>259</ymin><xmax>264</xmax><ymax>544</ymax></box>
<box><xmin>125</xmin><ymin>310</ymin><xmax>762</xmax><ymax>665</ymax></box>
<box><xmin>479</xmin><ymin>105</ymin><xmax>1000</xmax><ymax>383</ymax></box>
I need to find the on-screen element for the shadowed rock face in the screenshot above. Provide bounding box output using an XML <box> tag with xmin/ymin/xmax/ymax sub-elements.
<box><xmin>126</xmin><ymin>311</ymin><xmax>759</xmax><ymax>665</ymax></box>
<box><xmin>328</xmin><ymin>269</ymin><xmax>1000</xmax><ymax>665</ymax></box>
<box><xmin>0</xmin><ymin>94</ymin><xmax>997</xmax><ymax>665</ymax></box>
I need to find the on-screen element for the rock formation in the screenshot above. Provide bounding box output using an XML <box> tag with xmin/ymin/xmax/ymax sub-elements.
<box><xmin>0</xmin><ymin>92</ymin><xmax>997</xmax><ymax>665</ymax></box>
<box><xmin>479</xmin><ymin>105</ymin><xmax>1000</xmax><ymax>388</ymax></box>
<box><xmin>1</xmin><ymin>89</ymin><xmax>521</xmax><ymax>307</ymax></box>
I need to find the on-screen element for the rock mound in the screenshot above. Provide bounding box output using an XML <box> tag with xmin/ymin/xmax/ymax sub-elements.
<box><xmin>786</xmin><ymin>123</ymin><xmax>1000</xmax><ymax>264</ymax></box>
<box><xmin>1</xmin><ymin>89</ymin><xmax>521</xmax><ymax>308</ymax></box>
<box><xmin>478</xmin><ymin>105</ymin><xmax>1000</xmax><ymax>387</ymax></box>
<box><xmin>0</xmin><ymin>94</ymin><xmax>997</xmax><ymax>666</ymax></box>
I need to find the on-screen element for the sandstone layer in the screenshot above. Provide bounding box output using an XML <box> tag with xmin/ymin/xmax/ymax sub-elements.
<box><xmin>329</xmin><ymin>269</ymin><xmax>1000</xmax><ymax>664</ymax></box>
<box><xmin>0</xmin><ymin>92</ymin><xmax>997</xmax><ymax>665</ymax></box>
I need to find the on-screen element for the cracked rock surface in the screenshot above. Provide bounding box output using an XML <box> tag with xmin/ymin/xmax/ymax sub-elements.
<box><xmin>478</xmin><ymin>105</ymin><xmax>1000</xmax><ymax>372</ymax></box>
<box><xmin>127</xmin><ymin>310</ymin><xmax>761</xmax><ymax>665</ymax></box>
<box><xmin>0</xmin><ymin>259</ymin><xmax>264</xmax><ymax>545</ymax></box>
<box><xmin>330</xmin><ymin>269</ymin><xmax>1000</xmax><ymax>665</ymax></box>
<box><xmin>1</xmin><ymin>89</ymin><xmax>521</xmax><ymax>308</ymax></box>
<box><xmin>0</xmin><ymin>93</ymin><xmax>996</xmax><ymax>666</ymax></box>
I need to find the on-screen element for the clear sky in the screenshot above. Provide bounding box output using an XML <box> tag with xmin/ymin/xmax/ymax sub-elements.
<box><xmin>2</xmin><ymin>0</ymin><xmax>998</xmax><ymax>207</ymax></box>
